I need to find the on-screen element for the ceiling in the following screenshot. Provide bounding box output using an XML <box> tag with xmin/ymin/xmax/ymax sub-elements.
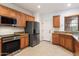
<box><xmin>15</xmin><ymin>3</ymin><xmax>79</xmax><ymax>14</ymax></box>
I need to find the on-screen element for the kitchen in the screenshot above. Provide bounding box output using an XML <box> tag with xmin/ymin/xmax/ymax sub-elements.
<box><xmin>0</xmin><ymin>4</ymin><xmax>40</xmax><ymax>56</ymax></box>
<box><xmin>0</xmin><ymin>3</ymin><xmax>79</xmax><ymax>56</ymax></box>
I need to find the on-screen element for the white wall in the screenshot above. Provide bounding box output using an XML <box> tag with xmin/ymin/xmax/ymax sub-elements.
<box><xmin>0</xmin><ymin>3</ymin><xmax>33</xmax><ymax>16</ymax></box>
<box><xmin>40</xmin><ymin>8</ymin><xmax>79</xmax><ymax>41</ymax></box>
<box><xmin>33</xmin><ymin>12</ymin><xmax>41</xmax><ymax>41</ymax></box>
<box><xmin>0</xmin><ymin>26</ymin><xmax>24</xmax><ymax>35</ymax></box>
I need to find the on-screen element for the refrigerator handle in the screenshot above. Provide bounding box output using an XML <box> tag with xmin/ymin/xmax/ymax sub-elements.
<box><xmin>34</xmin><ymin>29</ymin><xmax>36</xmax><ymax>34</ymax></box>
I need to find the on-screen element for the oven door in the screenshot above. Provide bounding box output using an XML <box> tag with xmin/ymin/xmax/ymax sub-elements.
<box><xmin>2</xmin><ymin>40</ymin><xmax>20</xmax><ymax>56</ymax></box>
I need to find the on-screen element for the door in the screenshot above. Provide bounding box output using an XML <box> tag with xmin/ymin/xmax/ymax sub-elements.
<box><xmin>40</xmin><ymin>18</ymin><xmax>52</xmax><ymax>41</ymax></box>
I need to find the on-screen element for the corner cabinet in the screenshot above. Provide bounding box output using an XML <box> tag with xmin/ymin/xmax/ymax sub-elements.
<box><xmin>52</xmin><ymin>33</ymin><xmax>74</xmax><ymax>52</ymax></box>
<box><xmin>74</xmin><ymin>40</ymin><xmax>79</xmax><ymax>56</ymax></box>
<box><xmin>53</xmin><ymin>16</ymin><xmax>60</xmax><ymax>28</ymax></box>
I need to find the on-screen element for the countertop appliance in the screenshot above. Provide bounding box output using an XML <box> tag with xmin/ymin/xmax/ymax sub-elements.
<box><xmin>0</xmin><ymin>16</ymin><xmax>17</xmax><ymax>26</ymax></box>
<box><xmin>25</xmin><ymin>21</ymin><xmax>40</xmax><ymax>47</ymax></box>
<box><xmin>2</xmin><ymin>35</ymin><xmax>20</xmax><ymax>56</ymax></box>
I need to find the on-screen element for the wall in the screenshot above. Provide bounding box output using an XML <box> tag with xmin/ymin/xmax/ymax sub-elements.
<box><xmin>40</xmin><ymin>7</ymin><xmax>79</xmax><ymax>41</ymax></box>
<box><xmin>33</xmin><ymin>12</ymin><xmax>41</xmax><ymax>41</ymax></box>
<box><xmin>0</xmin><ymin>26</ymin><xmax>24</xmax><ymax>35</ymax></box>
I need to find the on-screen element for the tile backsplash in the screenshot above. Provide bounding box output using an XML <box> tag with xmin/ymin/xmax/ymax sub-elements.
<box><xmin>0</xmin><ymin>26</ymin><xmax>24</xmax><ymax>35</ymax></box>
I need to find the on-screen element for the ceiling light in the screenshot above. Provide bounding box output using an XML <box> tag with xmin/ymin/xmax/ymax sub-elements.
<box><xmin>67</xmin><ymin>3</ymin><xmax>71</xmax><ymax>7</ymax></box>
<box><xmin>37</xmin><ymin>5</ymin><xmax>40</xmax><ymax>8</ymax></box>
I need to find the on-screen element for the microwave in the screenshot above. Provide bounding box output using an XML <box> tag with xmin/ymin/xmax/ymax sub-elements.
<box><xmin>0</xmin><ymin>16</ymin><xmax>17</xmax><ymax>26</ymax></box>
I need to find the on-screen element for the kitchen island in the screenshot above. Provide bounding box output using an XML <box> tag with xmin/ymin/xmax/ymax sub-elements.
<box><xmin>52</xmin><ymin>31</ymin><xmax>79</xmax><ymax>56</ymax></box>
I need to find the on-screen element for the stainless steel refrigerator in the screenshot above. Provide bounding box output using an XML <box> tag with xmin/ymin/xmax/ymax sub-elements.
<box><xmin>25</xmin><ymin>21</ymin><xmax>40</xmax><ymax>47</ymax></box>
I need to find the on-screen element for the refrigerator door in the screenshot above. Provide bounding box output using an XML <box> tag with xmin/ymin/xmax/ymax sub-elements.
<box><xmin>34</xmin><ymin>22</ymin><xmax>40</xmax><ymax>34</ymax></box>
<box><xmin>25</xmin><ymin>21</ymin><xmax>34</xmax><ymax>34</ymax></box>
<box><xmin>29</xmin><ymin>34</ymin><xmax>40</xmax><ymax>47</ymax></box>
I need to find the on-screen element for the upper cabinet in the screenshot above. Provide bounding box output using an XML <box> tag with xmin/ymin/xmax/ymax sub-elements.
<box><xmin>16</xmin><ymin>12</ymin><xmax>27</xmax><ymax>27</ymax></box>
<box><xmin>0</xmin><ymin>5</ymin><xmax>35</xmax><ymax>27</ymax></box>
<box><xmin>0</xmin><ymin>5</ymin><xmax>10</xmax><ymax>16</ymax></box>
<box><xmin>27</xmin><ymin>15</ymin><xmax>35</xmax><ymax>21</ymax></box>
<box><xmin>53</xmin><ymin>16</ymin><xmax>60</xmax><ymax>28</ymax></box>
<box><xmin>65</xmin><ymin>15</ymin><xmax>79</xmax><ymax>31</ymax></box>
<box><xmin>9</xmin><ymin>9</ymin><xmax>16</xmax><ymax>18</ymax></box>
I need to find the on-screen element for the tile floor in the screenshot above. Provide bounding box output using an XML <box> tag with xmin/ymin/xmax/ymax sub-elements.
<box><xmin>15</xmin><ymin>41</ymin><xmax>73</xmax><ymax>56</ymax></box>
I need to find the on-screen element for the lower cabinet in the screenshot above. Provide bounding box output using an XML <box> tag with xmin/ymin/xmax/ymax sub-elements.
<box><xmin>74</xmin><ymin>41</ymin><xmax>79</xmax><ymax>56</ymax></box>
<box><xmin>0</xmin><ymin>39</ymin><xmax>2</xmax><ymax>56</ymax></box>
<box><xmin>64</xmin><ymin>35</ymin><xmax>74</xmax><ymax>52</ymax></box>
<box><xmin>52</xmin><ymin>33</ymin><xmax>59</xmax><ymax>45</ymax></box>
<box><xmin>59</xmin><ymin>34</ymin><xmax>65</xmax><ymax>47</ymax></box>
<box><xmin>20</xmin><ymin>34</ymin><xmax>29</xmax><ymax>49</ymax></box>
<box><xmin>52</xmin><ymin>33</ymin><xmax>74</xmax><ymax>52</ymax></box>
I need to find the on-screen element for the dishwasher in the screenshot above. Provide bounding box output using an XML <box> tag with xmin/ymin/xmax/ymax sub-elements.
<box><xmin>2</xmin><ymin>36</ymin><xmax>20</xmax><ymax>56</ymax></box>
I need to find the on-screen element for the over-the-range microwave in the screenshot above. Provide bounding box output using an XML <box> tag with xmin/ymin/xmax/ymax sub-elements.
<box><xmin>0</xmin><ymin>16</ymin><xmax>17</xmax><ymax>26</ymax></box>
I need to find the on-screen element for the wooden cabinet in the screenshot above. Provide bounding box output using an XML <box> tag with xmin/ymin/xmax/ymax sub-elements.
<box><xmin>53</xmin><ymin>16</ymin><xmax>60</xmax><ymax>28</ymax></box>
<box><xmin>16</xmin><ymin>12</ymin><xmax>26</xmax><ymax>27</ymax></box>
<box><xmin>0</xmin><ymin>39</ymin><xmax>2</xmax><ymax>56</ymax></box>
<box><xmin>64</xmin><ymin>35</ymin><xmax>74</xmax><ymax>52</ymax></box>
<box><xmin>0</xmin><ymin>5</ymin><xmax>9</xmax><ymax>16</ymax></box>
<box><xmin>27</xmin><ymin>16</ymin><xmax>35</xmax><ymax>21</ymax></box>
<box><xmin>52</xmin><ymin>33</ymin><xmax>74</xmax><ymax>52</ymax></box>
<box><xmin>59</xmin><ymin>34</ymin><xmax>74</xmax><ymax>52</ymax></box>
<box><xmin>52</xmin><ymin>33</ymin><xmax>59</xmax><ymax>45</ymax></box>
<box><xmin>24</xmin><ymin>35</ymin><xmax>29</xmax><ymax>47</ymax></box>
<box><xmin>0</xmin><ymin>5</ymin><xmax>35</xmax><ymax>27</ymax></box>
<box><xmin>74</xmin><ymin>41</ymin><xmax>79</xmax><ymax>56</ymax></box>
<box><xmin>9</xmin><ymin>9</ymin><xmax>16</xmax><ymax>18</ymax></box>
<box><xmin>20</xmin><ymin>34</ymin><xmax>29</xmax><ymax>49</ymax></box>
<box><xmin>59</xmin><ymin>34</ymin><xmax>65</xmax><ymax>47</ymax></box>
<box><xmin>20</xmin><ymin>36</ymin><xmax>25</xmax><ymax>49</ymax></box>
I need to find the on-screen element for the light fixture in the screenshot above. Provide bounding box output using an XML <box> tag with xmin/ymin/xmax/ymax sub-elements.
<box><xmin>67</xmin><ymin>3</ymin><xmax>71</xmax><ymax>7</ymax></box>
<box><xmin>37</xmin><ymin>5</ymin><xmax>40</xmax><ymax>8</ymax></box>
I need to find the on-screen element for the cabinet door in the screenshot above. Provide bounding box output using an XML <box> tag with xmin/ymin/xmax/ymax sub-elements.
<box><xmin>64</xmin><ymin>36</ymin><xmax>74</xmax><ymax>52</ymax></box>
<box><xmin>0</xmin><ymin>5</ymin><xmax>9</xmax><ymax>16</ymax></box>
<box><xmin>24</xmin><ymin>36</ymin><xmax>29</xmax><ymax>47</ymax></box>
<box><xmin>53</xmin><ymin>16</ymin><xmax>60</xmax><ymax>28</ymax></box>
<box><xmin>16</xmin><ymin>13</ymin><xmax>26</xmax><ymax>27</ymax></box>
<box><xmin>27</xmin><ymin>16</ymin><xmax>35</xmax><ymax>21</ymax></box>
<box><xmin>59</xmin><ymin>35</ymin><xmax>65</xmax><ymax>47</ymax></box>
<box><xmin>75</xmin><ymin>41</ymin><xmax>79</xmax><ymax>56</ymax></box>
<box><xmin>9</xmin><ymin>9</ymin><xmax>16</xmax><ymax>18</ymax></box>
<box><xmin>52</xmin><ymin>34</ymin><xmax>59</xmax><ymax>45</ymax></box>
<box><xmin>0</xmin><ymin>39</ymin><xmax>2</xmax><ymax>56</ymax></box>
<box><xmin>20</xmin><ymin>37</ymin><xmax>25</xmax><ymax>49</ymax></box>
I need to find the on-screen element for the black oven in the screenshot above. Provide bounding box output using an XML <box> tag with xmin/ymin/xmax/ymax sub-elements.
<box><xmin>2</xmin><ymin>36</ymin><xmax>20</xmax><ymax>56</ymax></box>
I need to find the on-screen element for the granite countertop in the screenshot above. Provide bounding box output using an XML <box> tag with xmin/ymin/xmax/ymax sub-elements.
<box><xmin>53</xmin><ymin>31</ymin><xmax>79</xmax><ymax>42</ymax></box>
<box><xmin>0</xmin><ymin>32</ymin><xmax>27</xmax><ymax>39</ymax></box>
